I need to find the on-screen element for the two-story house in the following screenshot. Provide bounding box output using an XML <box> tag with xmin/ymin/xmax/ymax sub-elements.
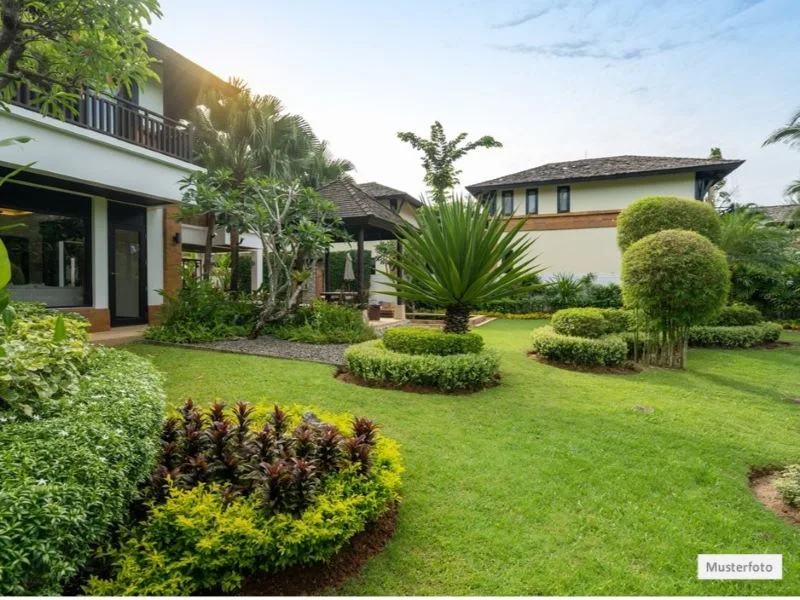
<box><xmin>0</xmin><ymin>39</ymin><xmax>241</xmax><ymax>332</ymax></box>
<box><xmin>466</xmin><ymin>155</ymin><xmax>744</xmax><ymax>283</ymax></box>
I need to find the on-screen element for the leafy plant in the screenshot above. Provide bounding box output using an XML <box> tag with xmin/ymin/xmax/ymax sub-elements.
<box><xmin>708</xmin><ymin>303</ymin><xmax>763</xmax><ymax>326</ymax></box>
<box><xmin>384</xmin><ymin>197</ymin><xmax>541</xmax><ymax>334</ymax></box>
<box><xmin>687</xmin><ymin>322</ymin><xmax>782</xmax><ymax>348</ymax></box>
<box><xmin>382</xmin><ymin>326</ymin><xmax>484</xmax><ymax>355</ymax></box>
<box><xmin>775</xmin><ymin>464</ymin><xmax>800</xmax><ymax>508</ymax></box>
<box><xmin>266</xmin><ymin>300</ymin><xmax>376</xmax><ymax>344</ymax></box>
<box><xmin>551</xmin><ymin>308</ymin><xmax>610</xmax><ymax>338</ymax></box>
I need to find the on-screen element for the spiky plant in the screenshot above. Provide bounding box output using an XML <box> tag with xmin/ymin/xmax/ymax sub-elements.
<box><xmin>351</xmin><ymin>417</ymin><xmax>378</xmax><ymax>447</ymax></box>
<box><xmin>343</xmin><ymin>437</ymin><xmax>372</xmax><ymax>475</ymax></box>
<box><xmin>316</xmin><ymin>425</ymin><xmax>343</xmax><ymax>473</ymax></box>
<box><xmin>383</xmin><ymin>196</ymin><xmax>542</xmax><ymax>333</ymax></box>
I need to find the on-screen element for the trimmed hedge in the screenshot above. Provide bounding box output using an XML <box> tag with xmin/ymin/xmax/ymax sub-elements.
<box><xmin>480</xmin><ymin>311</ymin><xmax>552</xmax><ymax>320</ymax></box>
<box><xmin>551</xmin><ymin>307</ymin><xmax>629</xmax><ymax>338</ymax></box>
<box><xmin>616</xmin><ymin>196</ymin><xmax>722</xmax><ymax>251</ymax></box>
<box><xmin>688</xmin><ymin>322</ymin><xmax>783</xmax><ymax>348</ymax></box>
<box><xmin>382</xmin><ymin>326</ymin><xmax>483</xmax><ymax>355</ymax></box>
<box><xmin>530</xmin><ymin>326</ymin><xmax>628</xmax><ymax>367</ymax></box>
<box><xmin>0</xmin><ymin>349</ymin><xmax>164</xmax><ymax>595</ymax></box>
<box><xmin>708</xmin><ymin>303</ymin><xmax>763</xmax><ymax>327</ymax></box>
<box><xmin>344</xmin><ymin>340</ymin><xmax>499</xmax><ymax>391</ymax></box>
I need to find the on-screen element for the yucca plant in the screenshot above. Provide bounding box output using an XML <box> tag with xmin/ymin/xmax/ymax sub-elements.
<box><xmin>383</xmin><ymin>196</ymin><xmax>542</xmax><ymax>333</ymax></box>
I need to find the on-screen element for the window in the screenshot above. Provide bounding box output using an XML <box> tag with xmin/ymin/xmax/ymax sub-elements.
<box><xmin>501</xmin><ymin>190</ymin><xmax>514</xmax><ymax>216</ymax></box>
<box><xmin>389</xmin><ymin>198</ymin><xmax>398</xmax><ymax>212</ymax></box>
<box><xmin>526</xmin><ymin>188</ymin><xmax>538</xmax><ymax>215</ymax></box>
<box><xmin>481</xmin><ymin>191</ymin><xmax>497</xmax><ymax>215</ymax></box>
<box><xmin>557</xmin><ymin>185</ymin><xmax>571</xmax><ymax>213</ymax></box>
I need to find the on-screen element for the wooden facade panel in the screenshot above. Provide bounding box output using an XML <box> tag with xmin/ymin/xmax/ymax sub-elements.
<box><xmin>505</xmin><ymin>209</ymin><xmax>620</xmax><ymax>231</ymax></box>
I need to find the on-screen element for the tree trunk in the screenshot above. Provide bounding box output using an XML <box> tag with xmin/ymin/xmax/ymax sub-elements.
<box><xmin>230</xmin><ymin>223</ymin><xmax>240</xmax><ymax>294</ymax></box>
<box><xmin>202</xmin><ymin>213</ymin><xmax>215</xmax><ymax>280</ymax></box>
<box><xmin>443</xmin><ymin>304</ymin><xmax>471</xmax><ymax>334</ymax></box>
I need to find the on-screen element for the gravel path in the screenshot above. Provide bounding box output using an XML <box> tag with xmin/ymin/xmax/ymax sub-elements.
<box><xmin>181</xmin><ymin>336</ymin><xmax>351</xmax><ymax>366</ymax></box>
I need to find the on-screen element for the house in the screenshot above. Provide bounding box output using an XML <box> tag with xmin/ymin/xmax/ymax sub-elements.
<box><xmin>0</xmin><ymin>40</ymin><xmax>257</xmax><ymax>332</ymax></box>
<box><xmin>466</xmin><ymin>155</ymin><xmax>744</xmax><ymax>283</ymax></box>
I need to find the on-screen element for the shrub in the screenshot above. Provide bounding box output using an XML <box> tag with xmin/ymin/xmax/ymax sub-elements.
<box><xmin>344</xmin><ymin>340</ymin><xmax>499</xmax><ymax>391</ymax></box>
<box><xmin>0</xmin><ymin>308</ymin><xmax>92</xmax><ymax>418</ymax></box>
<box><xmin>687</xmin><ymin>322</ymin><xmax>783</xmax><ymax>348</ymax></box>
<box><xmin>583</xmin><ymin>282</ymin><xmax>623</xmax><ymax>308</ymax></box>
<box><xmin>268</xmin><ymin>301</ymin><xmax>377</xmax><ymax>344</ymax></box>
<box><xmin>0</xmin><ymin>349</ymin><xmax>164</xmax><ymax>595</ymax></box>
<box><xmin>480</xmin><ymin>311</ymin><xmax>552</xmax><ymax>320</ymax></box>
<box><xmin>600</xmin><ymin>308</ymin><xmax>630</xmax><ymax>333</ymax></box>
<box><xmin>778</xmin><ymin>319</ymin><xmax>800</xmax><ymax>331</ymax></box>
<box><xmin>145</xmin><ymin>276</ymin><xmax>258</xmax><ymax>343</ymax></box>
<box><xmin>708</xmin><ymin>303</ymin><xmax>763</xmax><ymax>326</ymax></box>
<box><xmin>382</xmin><ymin>326</ymin><xmax>483</xmax><ymax>355</ymax></box>
<box><xmin>622</xmin><ymin>230</ymin><xmax>730</xmax><ymax>368</ymax></box>
<box><xmin>85</xmin><ymin>402</ymin><xmax>402</xmax><ymax>596</ymax></box>
<box><xmin>551</xmin><ymin>308</ymin><xmax>609</xmax><ymax>338</ymax></box>
<box><xmin>616</xmin><ymin>196</ymin><xmax>722</xmax><ymax>251</ymax></box>
<box><xmin>530</xmin><ymin>326</ymin><xmax>628</xmax><ymax>367</ymax></box>
<box><xmin>775</xmin><ymin>464</ymin><xmax>800</xmax><ymax>508</ymax></box>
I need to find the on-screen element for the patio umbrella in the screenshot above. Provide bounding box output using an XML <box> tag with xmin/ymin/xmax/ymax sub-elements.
<box><xmin>343</xmin><ymin>252</ymin><xmax>356</xmax><ymax>290</ymax></box>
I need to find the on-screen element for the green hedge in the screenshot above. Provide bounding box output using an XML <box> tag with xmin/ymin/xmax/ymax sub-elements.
<box><xmin>382</xmin><ymin>326</ymin><xmax>483</xmax><ymax>355</ymax></box>
<box><xmin>551</xmin><ymin>307</ymin><xmax>629</xmax><ymax>338</ymax></box>
<box><xmin>345</xmin><ymin>340</ymin><xmax>499</xmax><ymax>391</ymax></box>
<box><xmin>708</xmin><ymin>303</ymin><xmax>763</xmax><ymax>327</ymax></box>
<box><xmin>530</xmin><ymin>326</ymin><xmax>628</xmax><ymax>367</ymax></box>
<box><xmin>687</xmin><ymin>322</ymin><xmax>782</xmax><ymax>348</ymax></box>
<box><xmin>0</xmin><ymin>349</ymin><xmax>164</xmax><ymax>595</ymax></box>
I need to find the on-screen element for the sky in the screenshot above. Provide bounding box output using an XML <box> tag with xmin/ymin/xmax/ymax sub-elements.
<box><xmin>149</xmin><ymin>0</ymin><xmax>800</xmax><ymax>205</ymax></box>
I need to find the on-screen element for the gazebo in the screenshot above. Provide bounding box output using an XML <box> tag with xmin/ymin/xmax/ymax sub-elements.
<box><xmin>317</xmin><ymin>180</ymin><xmax>406</xmax><ymax>308</ymax></box>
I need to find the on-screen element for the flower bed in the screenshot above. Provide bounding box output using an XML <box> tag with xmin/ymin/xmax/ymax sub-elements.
<box><xmin>530</xmin><ymin>326</ymin><xmax>628</xmax><ymax>368</ymax></box>
<box><xmin>85</xmin><ymin>401</ymin><xmax>402</xmax><ymax>596</ymax></box>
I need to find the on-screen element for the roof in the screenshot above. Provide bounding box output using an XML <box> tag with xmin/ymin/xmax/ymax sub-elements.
<box><xmin>755</xmin><ymin>204</ymin><xmax>798</xmax><ymax>223</ymax></box>
<box><xmin>357</xmin><ymin>182</ymin><xmax>422</xmax><ymax>207</ymax></box>
<box><xmin>146</xmin><ymin>38</ymin><xmax>234</xmax><ymax>92</ymax></box>
<box><xmin>466</xmin><ymin>155</ymin><xmax>745</xmax><ymax>193</ymax></box>
<box><xmin>319</xmin><ymin>180</ymin><xmax>404</xmax><ymax>230</ymax></box>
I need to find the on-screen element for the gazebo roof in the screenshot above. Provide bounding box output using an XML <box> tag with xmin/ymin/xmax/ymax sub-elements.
<box><xmin>357</xmin><ymin>181</ymin><xmax>422</xmax><ymax>207</ymax></box>
<box><xmin>319</xmin><ymin>179</ymin><xmax>404</xmax><ymax>240</ymax></box>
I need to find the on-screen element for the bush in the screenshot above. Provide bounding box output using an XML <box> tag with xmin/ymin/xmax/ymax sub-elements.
<box><xmin>0</xmin><ymin>349</ymin><xmax>164</xmax><ymax>595</ymax></box>
<box><xmin>583</xmin><ymin>282</ymin><xmax>624</xmax><ymax>308</ymax></box>
<box><xmin>145</xmin><ymin>276</ymin><xmax>258</xmax><ymax>343</ymax></box>
<box><xmin>85</xmin><ymin>402</ymin><xmax>402</xmax><ymax>595</ymax></box>
<box><xmin>708</xmin><ymin>303</ymin><xmax>763</xmax><ymax>326</ymax></box>
<box><xmin>551</xmin><ymin>308</ymin><xmax>609</xmax><ymax>338</ymax></box>
<box><xmin>776</xmin><ymin>464</ymin><xmax>800</xmax><ymax>508</ymax></box>
<box><xmin>600</xmin><ymin>308</ymin><xmax>630</xmax><ymax>333</ymax></box>
<box><xmin>268</xmin><ymin>301</ymin><xmax>377</xmax><ymax>344</ymax></box>
<box><xmin>778</xmin><ymin>319</ymin><xmax>800</xmax><ymax>331</ymax></box>
<box><xmin>345</xmin><ymin>340</ymin><xmax>499</xmax><ymax>391</ymax></box>
<box><xmin>687</xmin><ymin>322</ymin><xmax>783</xmax><ymax>348</ymax></box>
<box><xmin>383</xmin><ymin>326</ymin><xmax>483</xmax><ymax>355</ymax></box>
<box><xmin>530</xmin><ymin>326</ymin><xmax>628</xmax><ymax>367</ymax></box>
<box><xmin>0</xmin><ymin>307</ymin><xmax>92</xmax><ymax>418</ymax></box>
<box><xmin>480</xmin><ymin>311</ymin><xmax>552</xmax><ymax>320</ymax></box>
<box><xmin>616</xmin><ymin>196</ymin><xmax>722</xmax><ymax>251</ymax></box>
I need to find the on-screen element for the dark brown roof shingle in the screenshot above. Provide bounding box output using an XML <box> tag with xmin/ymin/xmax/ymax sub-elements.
<box><xmin>319</xmin><ymin>180</ymin><xmax>404</xmax><ymax>227</ymax></box>
<box><xmin>357</xmin><ymin>182</ymin><xmax>422</xmax><ymax>207</ymax></box>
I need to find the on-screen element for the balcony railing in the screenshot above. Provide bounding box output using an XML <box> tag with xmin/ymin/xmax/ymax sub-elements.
<box><xmin>13</xmin><ymin>86</ymin><xmax>193</xmax><ymax>163</ymax></box>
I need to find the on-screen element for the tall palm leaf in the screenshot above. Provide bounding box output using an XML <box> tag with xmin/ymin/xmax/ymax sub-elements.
<box><xmin>763</xmin><ymin>107</ymin><xmax>800</xmax><ymax>148</ymax></box>
<box><xmin>719</xmin><ymin>205</ymin><xmax>795</xmax><ymax>273</ymax></box>
<box><xmin>383</xmin><ymin>196</ymin><xmax>542</xmax><ymax>333</ymax></box>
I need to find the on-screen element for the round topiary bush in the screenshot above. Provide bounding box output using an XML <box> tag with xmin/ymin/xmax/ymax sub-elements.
<box><xmin>708</xmin><ymin>303</ymin><xmax>763</xmax><ymax>327</ymax></box>
<box><xmin>344</xmin><ymin>340</ymin><xmax>499</xmax><ymax>392</ymax></box>
<box><xmin>382</xmin><ymin>326</ymin><xmax>484</xmax><ymax>355</ymax></box>
<box><xmin>616</xmin><ymin>196</ymin><xmax>722</xmax><ymax>251</ymax></box>
<box><xmin>551</xmin><ymin>308</ymin><xmax>609</xmax><ymax>338</ymax></box>
<box><xmin>530</xmin><ymin>326</ymin><xmax>628</xmax><ymax>367</ymax></box>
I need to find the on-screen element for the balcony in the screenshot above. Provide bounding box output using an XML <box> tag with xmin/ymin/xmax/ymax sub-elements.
<box><xmin>13</xmin><ymin>86</ymin><xmax>194</xmax><ymax>163</ymax></box>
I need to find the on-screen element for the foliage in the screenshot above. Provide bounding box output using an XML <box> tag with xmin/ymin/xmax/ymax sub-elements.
<box><xmin>708</xmin><ymin>303</ymin><xmax>763</xmax><ymax>327</ymax></box>
<box><xmin>730</xmin><ymin>263</ymin><xmax>800</xmax><ymax>319</ymax></box>
<box><xmin>345</xmin><ymin>340</ymin><xmax>499</xmax><ymax>391</ymax></box>
<box><xmin>776</xmin><ymin>464</ymin><xmax>800</xmax><ymax>508</ymax></box>
<box><xmin>687</xmin><ymin>322</ymin><xmax>783</xmax><ymax>348</ymax></box>
<box><xmin>622</xmin><ymin>230</ymin><xmax>730</xmax><ymax>368</ymax></box>
<box><xmin>383</xmin><ymin>326</ymin><xmax>484</xmax><ymax>356</ymax></box>
<box><xmin>0</xmin><ymin>308</ymin><xmax>92</xmax><ymax>418</ymax></box>
<box><xmin>704</xmin><ymin>148</ymin><xmax>736</xmax><ymax>209</ymax></box>
<box><xmin>530</xmin><ymin>326</ymin><xmax>628</xmax><ymax>367</ymax></box>
<box><xmin>0</xmin><ymin>349</ymin><xmax>164</xmax><ymax>595</ymax></box>
<box><xmin>551</xmin><ymin>308</ymin><xmax>610</xmax><ymax>339</ymax></box>
<box><xmin>616</xmin><ymin>196</ymin><xmax>722</xmax><ymax>251</ymax></box>
<box><xmin>719</xmin><ymin>205</ymin><xmax>796</xmax><ymax>277</ymax></box>
<box><xmin>384</xmin><ymin>197</ymin><xmax>541</xmax><ymax>334</ymax></box>
<box><xmin>763</xmin><ymin>106</ymin><xmax>800</xmax><ymax>201</ymax></box>
<box><xmin>267</xmin><ymin>300</ymin><xmax>376</xmax><ymax>344</ymax></box>
<box><xmin>144</xmin><ymin>275</ymin><xmax>258</xmax><ymax>343</ymax></box>
<box><xmin>397</xmin><ymin>121</ymin><xmax>502</xmax><ymax>203</ymax></box>
<box><xmin>0</xmin><ymin>1</ymin><xmax>160</xmax><ymax>118</ymax></box>
<box><xmin>480</xmin><ymin>311</ymin><xmax>552</xmax><ymax>320</ymax></box>
<box><xmin>778</xmin><ymin>319</ymin><xmax>800</xmax><ymax>331</ymax></box>
<box><xmin>85</xmin><ymin>402</ymin><xmax>402</xmax><ymax>596</ymax></box>
<box><xmin>326</xmin><ymin>249</ymin><xmax>373</xmax><ymax>292</ymax></box>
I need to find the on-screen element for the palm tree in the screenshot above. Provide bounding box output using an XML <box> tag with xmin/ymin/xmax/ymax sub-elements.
<box><xmin>397</xmin><ymin>121</ymin><xmax>502</xmax><ymax>203</ymax></box>
<box><xmin>383</xmin><ymin>196</ymin><xmax>542</xmax><ymax>333</ymax></box>
<box><xmin>763</xmin><ymin>107</ymin><xmax>800</xmax><ymax>212</ymax></box>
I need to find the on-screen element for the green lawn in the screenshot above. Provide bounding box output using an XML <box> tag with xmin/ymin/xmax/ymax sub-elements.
<box><xmin>129</xmin><ymin>320</ymin><xmax>800</xmax><ymax>595</ymax></box>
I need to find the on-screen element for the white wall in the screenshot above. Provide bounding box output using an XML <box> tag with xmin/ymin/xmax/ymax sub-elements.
<box><xmin>137</xmin><ymin>66</ymin><xmax>165</xmax><ymax>115</ymax></box>
<box><xmin>146</xmin><ymin>207</ymin><xmax>164</xmax><ymax>306</ymax></box>
<box><xmin>0</xmin><ymin>106</ymin><xmax>200</xmax><ymax>203</ymax></box>
<box><xmin>523</xmin><ymin>228</ymin><xmax>621</xmax><ymax>284</ymax></box>
<box><xmin>91</xmin><ymin>197</ymin><xmax>109</xmax><ymax>309</ymax></box>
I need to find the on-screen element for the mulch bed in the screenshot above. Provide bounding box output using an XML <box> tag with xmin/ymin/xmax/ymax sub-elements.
<box><xmin>335</xmin><ymin>369</ymin><xmax>499</xmax><ymax>395</ymax></box>
<box><xmin>528</xmin><ymin>353</ymin><xmax>642</xmax><ymax>375</ymax></box>
<box><xmin>224</xmin><ymin>503</ymin><xmax>398</xmax><ymax>596</ymax></box>
<box><xmin>749</xmin><ymin>469</ymin><xmax>800</xmax><ymax>527</ymax></box>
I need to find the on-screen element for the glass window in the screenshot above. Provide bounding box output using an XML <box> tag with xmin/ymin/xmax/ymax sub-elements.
<box><xmin>481</xmin><ymin>191</ymin><xmax>497</xmax><ymax>216</ymax></box>
<box><xmin>557</xmin><ymin>186</ymin><xmax>571</xmax><ymax>213</ymax></box>
<box><xmin>0</xmin><ymin>205</ymin><xmax>90</xmax><ymax>307</ymax></box>
<box><xmin>526</xmin><ymin>189</ymin><xmax>538</xmax><ymax>215</ymax></box>
<box><xmin>501</xmin><ymin>191</ymin><xmax>514</xmax><ymax>216</ymax></box>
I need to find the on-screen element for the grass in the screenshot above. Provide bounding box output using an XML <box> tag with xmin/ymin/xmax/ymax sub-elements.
<box><xmin>129</xmin><ymin>320</ymin><xmax>800</xmax><ymax>595</ymax></box>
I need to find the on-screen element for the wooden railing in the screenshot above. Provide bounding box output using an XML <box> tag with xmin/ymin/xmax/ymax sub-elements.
<box><xmin>13</xmin><ymin>86</ymin><xmax>194</xmax><ymax>163</ymax></box>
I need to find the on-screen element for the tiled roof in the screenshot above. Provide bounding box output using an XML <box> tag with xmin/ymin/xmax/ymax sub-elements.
<box><xmin>755</xmin><ymin>204</ymin><xmax>798</xmax><ymax>223</ymax></box>
<box><xmin>357</xmin><ymin>182</ymin><xmax>422</xmax><ymax>207</ymax></box>
<box><xmin>319</xmin><ymin>180</ymin><xmax>404</xmax><ymax>227</ymax></box>
<box><xmin>466</xmin><ymin>155</ymin><xmax>744</xmax><ymax>192</ymax></box>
